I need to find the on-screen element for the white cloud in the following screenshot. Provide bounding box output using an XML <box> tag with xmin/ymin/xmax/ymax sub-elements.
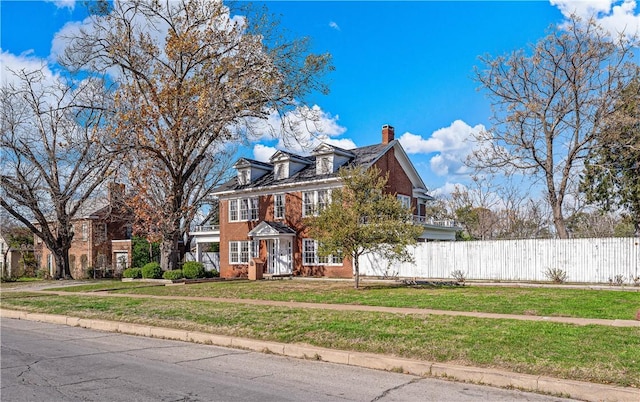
<box><xmin>242</xmin><ymin>104</ymin><xmax>350</xmax><ymax>154</ymax></box>
<box><xmin>253</xmin><ymin>144</ymin><xmax>277</xmax><ymax>162</ymax></box>
<box><xmin>1</xmin><ymin>49</ymin><xmax>58</xmax><ymax>87</ymax></box>
<box><xmin>431</xmin><ymin>182</ymin><xmax>467</xmax><ymax>198</ymax></box>
<box><xmin>47</xmin><ymin>0</ymin><xmax>75</xmax><ymax>10</ymax></box>
<box><xmin>399</xmin><ymin>120</ymin><xmax>485</xmax><ymax>155</ymax></box>
<box><xmin>550</xmin><ymin>0</ymin><xmax>640</xmax><ymax>39</ymax></box>
<box><xmin>329</xmin><ymin>21</ymin><xmax>340</xmax><ymax>31</ymax></box>
<box><xmin>398</xmin><ymin>120</ymin><xmax>485</xmax><ymax>177</ymax></box>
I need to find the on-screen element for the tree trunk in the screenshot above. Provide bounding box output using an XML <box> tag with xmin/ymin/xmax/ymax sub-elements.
<box><xmin>53</xmin><ymin>247</ymin><xmax>72</xmax><ymax>279</ymax></box>
<box><xmin>552</xmin><ymin>204</ymin><xmax>569</xmax><ymax>239</ymax></box>
<box><xmin>353</xmin><ymin>254</ymin><xmax>360</xmax><ymax>289</ymax></box>
<box><xmin>160</xmin><ymin>231</ymin><xmax>180</xmax><ymax>271</ymax></box>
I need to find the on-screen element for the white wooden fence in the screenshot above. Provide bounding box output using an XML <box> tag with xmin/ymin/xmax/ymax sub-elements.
<box><xmin>185</xmin><ymin>252</ymin><xmax>220</xmax><ymax>272</ymax></box>
<box><xmin>359</xmin><ymin>238</ymin><xmax>640</xmax><ymax>284</ymax></box>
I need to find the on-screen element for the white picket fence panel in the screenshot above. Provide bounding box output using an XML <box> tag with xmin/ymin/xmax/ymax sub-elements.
<box><xmin>184</xmin><ymin>252</ymin><xmax>220</xmax><ymax>272</ymax></box>
<box><xmin>359</xmin><ymin>238</ymin><xmax>640</xmax><ymax>284</ymax></box>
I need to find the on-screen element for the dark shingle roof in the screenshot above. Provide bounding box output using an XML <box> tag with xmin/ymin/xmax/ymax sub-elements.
<box><xmin>212</xmin><ymin>142</ymin><xmax>391</xmax><ymax>194</ymax></box>
<box><xmin>264</xmin><ymin>221</ymin><xmax>296</xmax><ymax>234</ymax></box>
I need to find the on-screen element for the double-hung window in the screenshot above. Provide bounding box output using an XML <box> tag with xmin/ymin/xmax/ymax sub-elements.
<box><xmin>302</xmin><ymin>190</ymin><xmax>331</xmax><ymax>217</ymax></box>
<box><xmin>240</xmin><ymin>199</ymin><xmax>249</xmax><ymax>221</ymax></box>
<box><xmin>398</xmin><ymin>195</ymin><xmax>411</xmax><ymax>209</ymax></box>
<box><xmin>317</xmin><ymin>190</ymin><xmax>329</xmax><ymax>213</ymax></box>
<box><xmin>302</xmin><ymin>192</ymin><xmax>315</xmax><ymax>217</ymax></box>
<box><xmin>274</xmin><ymin>194</ymin><xmax>285</xmax><ymax>220</ymax></box>
<box><xmin>302</xmin><ymin>239</ymin><xmax>343</xmax><ymax>266</ymax></box>
<box><xmin>229</xmin><ymin>200</ymin><xmax>238</xmax><ymax>221</ymax></box>
<box><xmin>249</xmin><ymin>198</ymin><xmax>259</xmax><ymax>221</ymax></box>
<box><xmin>229</xmin><ymin>197</ymin><xmax>259</xmax><ymax>222</ymax></box>
<box><xmin>303</xmin><ymin>239</ymin><xmax>316</xmax><ymax>265</ymax></box>
<box><xmin>229</xmin><ymin>240</ymin><xmax>258</xmax><ymax>264</ymax></box>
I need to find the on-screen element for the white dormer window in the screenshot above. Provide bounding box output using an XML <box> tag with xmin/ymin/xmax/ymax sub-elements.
<box><xmin>238</xmin><ymin>169</ymin><xmax>251</xmax><ymax>185</ymax></box>
<box><xmin>317</xmin><ymin>155</ymin><xmax>333</xmax><ymax>175</ymax></box>
<box><xmin>274</xmin><ymin>163</ymin><xmax>287</xmax><ymax>180</ymax></box>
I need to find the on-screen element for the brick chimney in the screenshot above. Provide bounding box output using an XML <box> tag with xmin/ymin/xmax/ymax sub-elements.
<box><xmin>382</xmin><ymin>124</ymin><xmax>395</xmax><ymax>144</ymax></box>
<box><xmin>108</xmin><ymin>182</ymin><xmax>125</xmax><ymax>205</ymax></box>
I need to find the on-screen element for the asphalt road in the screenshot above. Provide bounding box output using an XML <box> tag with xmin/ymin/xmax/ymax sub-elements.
<box><xmin>1</xmin><ymin>318</ymin><xmax>574</xmax><ymax>402</ymax></box>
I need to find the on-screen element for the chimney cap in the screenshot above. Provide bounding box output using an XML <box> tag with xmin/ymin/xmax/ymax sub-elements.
<box><xmin>382</xmin><ymin>124</ymin><xmax>394</xmax><ymax>129</ymax></box>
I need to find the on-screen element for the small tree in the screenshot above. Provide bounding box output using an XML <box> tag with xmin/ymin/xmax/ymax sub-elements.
<box><xmin>307</xmin><ymin>166</ymin><xmax>423</xmax><ymax>289</ymax></box>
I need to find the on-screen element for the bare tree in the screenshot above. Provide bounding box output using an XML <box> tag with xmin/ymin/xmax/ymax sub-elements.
<box><xmin>448</xmin><ymin>177</ymin><xmax>501</xmax><ymax>240</ymax></box>
<box><xmin>0</xmin><ymin>69</ymin><xmax>114</xmax><ymax>278</ymax></box>
<box><xmin>472</xmin><ymin>16</ymin><xmax>637</xmax><ymax>238</ymax></box>
<box><xmin>60</xmin><ymin>0</ymin><xmax>332</xmax><ymax>270</ymax></box>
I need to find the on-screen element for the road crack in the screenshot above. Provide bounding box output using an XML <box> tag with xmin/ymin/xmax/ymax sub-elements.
<box><xmin>370</xmin><ymin>377</ymin><xmax>422</xmax><ymax>402</ymax></box>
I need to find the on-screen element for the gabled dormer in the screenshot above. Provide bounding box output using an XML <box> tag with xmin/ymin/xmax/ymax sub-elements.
<box><xmin>269</xmin><ymin>151</ymin><xmax>312</xmax><ymax>180</ymax></box>
<box><xmin>311</xmin><ymin>143</ymin><xmax>355</xmax><ymax>175</ymax></box>
<box><xmin>233</xmin><ymin>158</ymin><xmax>273</xmax><ymax>185</ymax></box>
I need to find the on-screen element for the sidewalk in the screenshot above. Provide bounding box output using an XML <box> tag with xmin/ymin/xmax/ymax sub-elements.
<box><xmin>29</xmin><ymin>289</ymin><xmax>640</xmax><ymax>328</ymax></box>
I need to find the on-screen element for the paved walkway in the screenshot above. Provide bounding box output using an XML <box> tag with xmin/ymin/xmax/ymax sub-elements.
<box><xmin>22</xmin><ymin>288</ymin><xmax>640</xmax><ymax>328</ymax></box>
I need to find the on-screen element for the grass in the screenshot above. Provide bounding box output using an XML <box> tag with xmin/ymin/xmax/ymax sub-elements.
<box><xmin>48</xmin><ymin>279</ymin><xmax>640</xmax><ymax>320</ymax></box>
<box><xmin>1</xmin><ymin>291</ymin><xmax>638</xmax><ymax>388</ymax></box>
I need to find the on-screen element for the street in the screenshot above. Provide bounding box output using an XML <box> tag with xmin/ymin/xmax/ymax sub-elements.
<box><xmin>1</xmin><ymin>318</ymin><xmax>573</xmax><ymax>401</ymax></box>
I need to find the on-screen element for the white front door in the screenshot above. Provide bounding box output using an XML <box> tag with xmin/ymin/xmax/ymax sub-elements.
<box><xmin>267</xmin><ymin>239</ymin><xmax>292</xmax><ymax>275</ymax></box>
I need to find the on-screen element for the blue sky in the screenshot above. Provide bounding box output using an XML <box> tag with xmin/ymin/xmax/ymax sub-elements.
<box><xmin>2</xmin><ymin>0</ymin><xmax>639</xmax><ymax>195</ymax></box>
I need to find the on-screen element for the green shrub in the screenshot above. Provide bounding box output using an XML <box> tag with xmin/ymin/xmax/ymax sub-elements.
<box><xmin>182</xmin><ymin>261</ymin><xmax>205</xmax><ymax>279</ymax></box>
<box><xmin>204</xmin><ymin>269</ymin><xmax>220</xmax><ymax>278</ymax></box>
<box><xmin>122</xmin><ymin>267</ymin><xmax>142</xmax><ymax>279</ymax></box>
<box><xmin>162</xmin><ymin>269</ymin><xmax>184</xmax><ymax>280</ymax></box>
<box><xmin>141</xmin><ymin>262</ymin><xmax>162</xmax><ymax>279</ymax></box>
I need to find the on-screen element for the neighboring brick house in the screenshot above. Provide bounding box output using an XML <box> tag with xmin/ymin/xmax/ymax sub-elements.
<box><xmin>207</xmin><ymin>125</ymin><xmax>458</xmax><ymax>279</ymax></box>
<box><xmin>1</xmin><ymin>235</ymin><xmax>22</xmax><ymax>277</ymax></box>
<box><xmin>35</xmin><ymin>183</ymin><xmax>133</xmax><ymax>279</ymax></box>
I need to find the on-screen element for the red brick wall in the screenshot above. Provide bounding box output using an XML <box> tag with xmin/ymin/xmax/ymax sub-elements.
<box><xmin>216</xmin><ymin>146</ymin><xmax>413</xmax><ymax>280</ymax></box>
<box><xmin>373</xmin><ymin>148</ymin><xmax>417</xmax><ymax>212</ymax></box>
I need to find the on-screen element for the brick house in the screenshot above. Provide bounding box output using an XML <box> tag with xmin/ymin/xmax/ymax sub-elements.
<box><xmin>35</xmin><ymin>183</ymin><xmax>133</xmax><ymax>279</ymax></box>
<box><xmin>202</xmin><ymin>125</ymin><xmax>458</xmax><ymax>279</ymax></box>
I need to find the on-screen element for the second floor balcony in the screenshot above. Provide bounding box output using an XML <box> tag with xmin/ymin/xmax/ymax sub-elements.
<box><xmin>413</xmin><ymin>215</ymin><xmax>461</xmax><ymax>229</ymax></box>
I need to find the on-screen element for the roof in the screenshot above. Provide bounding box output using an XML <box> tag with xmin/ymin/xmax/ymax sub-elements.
<box><xmin>211</xmin><ymin>140</ymin><xmax>432</xmax><ymax>196</ymax></box>
<box><xmin>248</xmin><ymin>221</ymin><xmax>297</xmax><ymax>238</ymax></box>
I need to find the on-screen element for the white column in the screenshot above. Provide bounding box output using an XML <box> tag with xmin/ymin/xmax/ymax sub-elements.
<box><xmin>195</xmin><ymin>241</ymin><xmax>202</xmax><ymax>262</ymax></box>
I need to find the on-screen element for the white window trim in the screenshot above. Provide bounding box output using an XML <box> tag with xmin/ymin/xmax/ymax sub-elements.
<box><xmin>274</xmin><ymin>194</ymin><xmax>285</xmax><ymax>220</ymax></box>
<box><xmin>229</xmin><ymin>240</ymin><xmax>259</xmax><ymax>264</ymax></box>
<box><xmin>398</xmin><ymin>194</ymin><xmax>411</xmax><ymax>209</ymax></box>
<box><xmin>302</xmin><ymin>190</ymin><xmax>332</xmax><ymax>218</ymax></box>
<box><xmin>229</xmin><ymin>197</ymin><xmax>259</xmax><ymax>222</ymax></box>
<box><xmin>302</xmin><ymin>239</ymin><xmax>343</xmax><ymax>266</ymax></box>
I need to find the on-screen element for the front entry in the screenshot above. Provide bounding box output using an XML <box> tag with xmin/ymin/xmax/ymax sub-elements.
<box><xmin>267</xmin><ymin>239</ymin><xmax>292</xmax><ymax>275</ymax></box>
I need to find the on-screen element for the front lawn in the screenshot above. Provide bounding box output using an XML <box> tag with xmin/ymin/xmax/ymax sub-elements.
<box><xmin>1</xmin><ymin>292</ymin><xmax>638</xmax><ymax>388</ymax></box>
<box><xmin>48</xmin><ymin>279</ymin><xmax>640</xmax><ymax>320</ymax></box>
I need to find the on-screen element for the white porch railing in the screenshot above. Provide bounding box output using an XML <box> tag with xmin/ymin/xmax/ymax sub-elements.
<box><xmin>413</xmin><ymin>216</ymin><xmax>460</xmax><ymax>228</ymax></box>
<box><xmin>193</xmin><ymin>224</ymin><xmax>220</xmax><ymax>233</ymax></box>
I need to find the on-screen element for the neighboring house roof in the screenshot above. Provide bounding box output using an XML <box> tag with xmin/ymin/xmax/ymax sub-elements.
<box><xmin>73</xmin><ymin>198</ymin><xmax>111</xmax><ymax>219</ymax></box>
<box><xmin>212</xmin><ymin>141</ymin><xmax>405</xmax><ymax>196</ymax></box>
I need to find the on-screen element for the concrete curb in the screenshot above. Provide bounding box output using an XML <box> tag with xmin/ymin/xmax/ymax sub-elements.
<box><xmin>2</xmin><ymin>309</ymin><xmax>638</xmax><ymax>402</ymax></box>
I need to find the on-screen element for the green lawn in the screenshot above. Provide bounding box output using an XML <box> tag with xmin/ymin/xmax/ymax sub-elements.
<box><xmin>1</xmin><ymin>292</ymin><xmax>638</xmax><ymax>388</ymax></box>
<box><xmin>47</xmin><ymin>279</ymin><xmax>640</xmax><ymax>320</ymax></box>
